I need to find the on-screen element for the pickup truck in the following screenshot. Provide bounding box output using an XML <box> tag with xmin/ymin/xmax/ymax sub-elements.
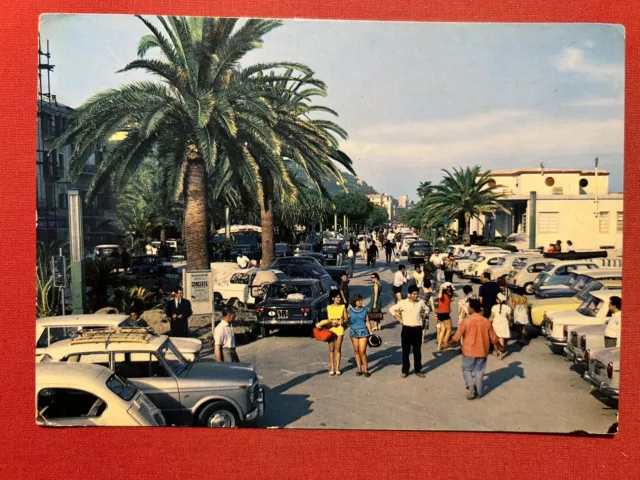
<box><xmin>215</xmin><ymin>268</ymin><xmax>287</xmax><ymax>309</ymax></box>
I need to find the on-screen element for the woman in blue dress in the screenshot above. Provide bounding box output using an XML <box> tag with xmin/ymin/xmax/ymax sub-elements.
<box><xmin>348</xmin><ymin>294</ymin><xmax>373</xmax><ymax>377</ymax></box>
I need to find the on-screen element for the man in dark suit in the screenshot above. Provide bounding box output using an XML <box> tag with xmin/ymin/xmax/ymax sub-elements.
<box><xmin>166</xmin><ymin>287</ymin><xmax>192</xmax><ymax>337</ymax></box>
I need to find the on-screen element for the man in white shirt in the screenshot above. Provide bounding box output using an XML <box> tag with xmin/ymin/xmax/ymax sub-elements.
<box><xmin>429</xmin><ymin>249</ymin><xmax>443</xmax><ymax>268</ymax></box>
<box><xmin>387</xmin><ymin>230</ymin><xmax>396</xmax><ymax>242</ymax></box>
<box><xmin>389</xmin><ymin>285</ymin><xmax>428</xmax><ymax>378</ymax></box>
<box><xmin>236</xmin><ymin>251</ymin><xmax>250</xmax><ymax>269</ymax></box>
<box><xmin>392</xmin><ymin>264</ymin><xmax>408</xmax><ymax>303</ymax></box>
<box><xmin>412</xmin><ymin>265</ymin><xmax>424</xmax><ymax>288</ymax></box>
<box><xmin>214</xmin><ymin>306</ymin><xmax>240</xmax><ymax>362</ymax></box>
<box><xmin>604</xmin><ymin>296</ymin><xmax>621</xmax><ymax>347</ymax></box>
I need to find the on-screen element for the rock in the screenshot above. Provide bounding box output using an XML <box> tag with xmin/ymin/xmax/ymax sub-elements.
<box><xmin>141</xmin><ymin>309</ymin><xmax>170</xmax><ymax>334</ymax></box>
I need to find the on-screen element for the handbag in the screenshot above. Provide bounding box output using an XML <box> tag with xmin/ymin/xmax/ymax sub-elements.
<box><xmin>368</xmin><ymin>311</ymin><xmax>384</xmax><ymax>321</ymax></box>
<box><xmin>313</xmin><ymin>327</ymin><xmax>334</xmax><ymax>342</ymax></box>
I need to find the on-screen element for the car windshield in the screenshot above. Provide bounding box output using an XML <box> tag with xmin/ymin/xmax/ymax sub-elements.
<box><xmin>577</xmin><ymin>281</ymin><xmax>604</xmax><ymax>300</ymax></box>
<box><xmin>534</xmin><ymin>273</ymin><xmax>549</xmax><ymax>288</ymax></box>
<box><xmin>411</xmin><ymin>242</ymin><xmax>429</xmax><ymax>248</ymax></box>
<box><xmin>461</xmin><ymin>250</ymin><xmax>473</xmax><ymax>259</ymax></box>
<box><xmin>275</xmin><ymin>244</ymin><xmax>288</xmax><ymax>252</ymax></box>
<box><xmin>571</xmin><ymin>275</ymin><xmax>591</xmax><ymax>290</ymax></box>
<box><xmin>132</xmin><ymin>257</ymin><xmax>155</xmax><ymax>266</ymax></box>
<box><xmin>97</xmin><ymin>248</ymin><xmax>116</xmax><ymax>256</ymax></box>
<box><xmin>230</xmin><ymin>273</ymin><xmax>251</xmax><ymax>284</ymax></box>
<box><xmin>446</xmin><ymin>247</ymin><xmax>455</xmax><ymax>254</ymax></box>
<box><xmin>106</xmin><ymin>373</ymin><xmax>138</xmax><ymax>401</ymax></box>
<box><xmin>542</xmin><ymin>264</ymin><xmax>555</xmax><ymax>273</ymax></box>
<box><xmin>267</xmin><ymin>283</ymin><xmax>314</xmax><ymax>299</ymax></box>
<box><xmin>577</xmin><ymin>295</ymin><xmax>603</xmax><ymax>318</ymax></box>
<box><xmin>562</xmin><ymin>273</ymin><xmax>580</xmax><ymax>287</ymax></box>
<box><xmin>469</xmin><ymin>252</ymin><xmax>482</xmax><ymax>261</ymax></box>
<box><xmin>159</xmin><ymin>340</ymin><xmax>189</xmax><ymax>374</ymax></box>
<box><xmin>541</xmin><ymin>273</ymin><xmax>572</xmax><ymax>287</ymax></box>
<box><xmin>475</xmin><ymin>256</ymin><xmax>486</xmax><ymax>263</ymax></box>
<box><xmin>235</xmin><ymin>236</ymin><xmax>257</xmax><ymax>247</ymax></box>
<box><xmin>322</xmin><ymin>246</ymin><xmax>338</xmax><ymax>252</ymax></box>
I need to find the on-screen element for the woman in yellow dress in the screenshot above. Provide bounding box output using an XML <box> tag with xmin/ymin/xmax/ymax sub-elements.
<box><xmin>325</xmin><ymin>289</ymin><xmax>349</xmax><ymax>375</ymax></box>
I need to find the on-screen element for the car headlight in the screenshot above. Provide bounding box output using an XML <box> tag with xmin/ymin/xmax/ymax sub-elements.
<box><xmin>249</xmin><ymin>382</ymin><xmax>259</xmax><ymax>403</ymax></box>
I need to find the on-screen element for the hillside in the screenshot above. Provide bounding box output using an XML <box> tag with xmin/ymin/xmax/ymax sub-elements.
<box><xmin>323</xmin><ymin>171</ymin><xmax>378</xmax><ymax>195</ymax></box>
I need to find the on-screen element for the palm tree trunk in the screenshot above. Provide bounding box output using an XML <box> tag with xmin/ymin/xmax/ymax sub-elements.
<box><xmin>160</xmin><ymin>226</ymin><xmax>166</xmax><ymax>244</ymax></box>
<box><xmin>184</xmin><ymin>145</ymin><xmax>209</xmax><ymax>270</ymax></box>
<box><xmin>260</xmin><ymin>175</ymin><xmax>276</xmax><ymax>267</ymax></box>
<box><xmin>462</xmin><ymin>213</ymin><xmax>471</xmax><ymax>244</ymax></box>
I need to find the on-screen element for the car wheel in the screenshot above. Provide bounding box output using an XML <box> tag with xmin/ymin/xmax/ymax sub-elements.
<box><xmin>198</xmin><ymin>401</ymin><xmax>239</xmax><ymax>428</ymax></box>
<box><xmin>524</xmin><ymin>283</ymin><xmax>534</xmax><ymax>294</ymax></box>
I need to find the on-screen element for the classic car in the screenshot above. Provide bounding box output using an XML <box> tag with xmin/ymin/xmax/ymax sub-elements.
<box><xmin>321</xmin><ymin>240</ymin><xmax>345</xmax><ymax>266</ymax></box>
<box><xmin>273</xmin><ymin>256</ymin><xmax>322</xmax><ymax>267</ymax></box>
<box><xmin>505</xmin><ymin>257</ymin><xmax>553</xmax><ymax>293</ymax></box>
<box><xmin>531</xmin><ymin>260</ymin><xmax>599</xmax><ymax>295</ymax></box>
<box><xmin>231</xmin><ymin>233</ymin><xmax>262</xmax><ymax>261</ymax></box>
<box><xmin>486</xmin><ymin>253</ymin><xmax>543</xmax><ymax>281</ymax></box>
<box><xmin>439</xmin><ymin>244</ymin><xmax>468</xmax><ymax>261</ymax></box>
<box><xmin>298</xmin><ymin>252</ymin><xmax>327</xmax><ymax>266</ymax></box>
<box><xmin>129</xmin><ymin>255</ymin><xmax>164</xmax><ymax>278</ymax></box>
<box><xmin>215</xmin><ymin>268</ymin><xmax>287</xmax><ymax>309</ymax></box>
<box><xmin>583</xmin><ymin>346</ymin><xmax>620</xmax><ymax>399</ymax></box>
<box><xmin>275</xmin><ymin>243</ymin><xmax>293</xmax><ymax>258</ymax></box>
<box><xmin>44</xmin><ymin>329</ymin><xmax>264</xmax><ymax>428</ymax></box>
<box><xmin>534</xmin><ymin>269</ymin><xmax>621</xmax><ymax>300</ymax></box>
<box><xmin>36</xmin><ymin>314</ymin><xmax>203</xmax><ymax>361</ymax></box>
<box><xmin>454</xmin><ymin>247</ymin><xmax>506</xmax><ymax>276</ymax></box>
<box><xmin>407</xmin><ymin>240</ymin><xmax>433</xmax><ymax>264</ymax></box>
<box><xmin>400</xmin><ymin>235</ymin><xmax>419</xmax><ymax>254</ymax></box>
<box><xmin>275</xmin><ymin>263</ymin><xmax>336</xmax><ymax>294</ymax></box>
<box><xmin>565</xmin><ymin>323</ymin><xmax>610</xmax><ymax>363</ymax></box>
<box><xmin>37</xmin><ymin>361</ymin><xmax>166</xmax><ymax>427</ymax></box>
<box><xmin>543</xmin><ymin>289</ymin><xmax>621</xmax><ymax>349</ymax></box>
<box><xmin>256</xmin><ymin>279</ymin><xmax>330</xmax><ymax>337</ymax></box>
<box><xmin>530</xmin><ymin>270</ymin><xmax>622</xmax><ymax>327</ymax></box>
<box><xmin>466</xmin><ymin>252</ymin><xmax>510</xmax><ymax>281</ymax></box>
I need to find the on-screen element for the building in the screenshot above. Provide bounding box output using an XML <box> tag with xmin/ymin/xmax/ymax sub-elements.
<box><xmin>37</xmin><ymin>38</ymin><xmax>119</xmax><ymax>250</ymax></box>
<box><xmin>366</xmin><ymin>193</ymin><xmax>394</xmax><ymax>219</ymax></box>
<box><xmin>469</xmin><ymin>168</ymin><xmax>623</xmax><ymax>250</ymax></box>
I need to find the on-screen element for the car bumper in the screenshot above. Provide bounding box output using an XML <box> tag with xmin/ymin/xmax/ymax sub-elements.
<box><xmin>583</xmin><ymin>373</ymin><xmax>619</xmax><ymax>399</ymax></box>
<box><xmin>563</xmin><ymin>345</ymin><xmax>584</xmax><ymax>363</ymax></box>
<box><xmin>546</xmin><ymin>334</ymin><xmax>567</xmax><ymax>346</ymax></box>
<box><xmin>259</xmin><ymin>318</ymin><xmax>315</xmax><ymax>326</ymax></box>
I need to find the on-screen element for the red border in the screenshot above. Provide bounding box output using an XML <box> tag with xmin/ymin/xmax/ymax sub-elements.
<box><xmin>1</xmin><ymin>1</ymin><xmax>637</xmax><ymax>477</ymax></box>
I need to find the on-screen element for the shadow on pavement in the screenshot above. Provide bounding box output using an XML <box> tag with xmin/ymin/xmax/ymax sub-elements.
<box><xmin>481</xmin><ymin>360</ymin><xmax>525</xmax><ymax>396</ymax></box>
<box><xmin>255</xmin><ymin>370</ymin><xmax>325</xmax><ymax>428</ymax></box>
<box><xmin>424</xmin><ymin>348</ymin><xmax>460</xmax><ymax>373</ymax></box>
<box><xmin>367</xmin><ymin>345</ymin><xmax>403</xmax><ymax>374</ymax></box>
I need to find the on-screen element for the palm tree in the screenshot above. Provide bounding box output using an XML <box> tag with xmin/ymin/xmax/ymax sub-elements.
<box><xmin>56</xmin><ymin>16</ymin><xmax>306</xmax><ymax>270</ymax></box>
<box><xmin>420</xmin><ymin>166</ymin><xmax>507</xmax><ymax>243</ymax></box>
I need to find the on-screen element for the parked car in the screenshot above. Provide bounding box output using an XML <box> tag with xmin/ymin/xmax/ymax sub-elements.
<box><xmin>583</xmin><ymin>346</ymin><xmax>620</xmax><ymax>399</ymax></box>
<box><xmin>530</xmin><ymin>270</ymin><xmax>622</xmax><ymax>327</ymax></box>
<box><xmin>565</xmin><ymin>322</ymin><xmax>612</xmax><ymax>364</ymax></box>
<box><xmin>454</xmin><ymin>247</ymin><xmax>506</xmax><ymax>277</ymax></box>
<box><xmin>36</xmin><ymin>314</ymin><xmax>203</xmax><ymax>361</ymax></box>
<box><xmin>275</xmin><ymin>243</ymin><xmax>293</xmax><ymax>258</ymax></box>
<box><xmin>298</xmin><ymin>252</ymin><xmax>327</xmax><ymax>266</ymax></box>
<box><xmin>407</xmin><ymin>241</ymin><xmax>433</xmax><ymax>264</ymax></box>
<box><xmin>215</xmin><ymin>268</ymin><xmax>287</xmax><ymax>309</ymax></box>
<box><xmin>93</xmin><ymin>244</ymin><xmax>122</xmax><ymax>259</ymax></box>
<box><xmin>256</xmin><ymin>279</ymin><xmax>330</xmax><ymax>337</ymax></box>
<box><xmin>275</xmin><ymin>263</ymin><xmax>336</xmax><ymax>293</ymax></box>
<box><xmin>44</xmin><ymin>329</ymin><xmax>264</xmax><ymax>427</ymax></box>
<box><xmin>400</xmin><ymin>235</ymin><xmax>419</xmax><ymax>255</ymax></box>
<box><xmin>505</xmin><ymin>258</ymin><xmax>555</xmax><ymax>294</ymax></box>
<box><xmin>129</xmin><ymin>255</ymin><xmax>164</xmax><ymax>278</ymax></box>
<box><xmin>486</xmin><ymin>253</ymin><xmax>543</xmax><ymax>281</ymax></box>
<box><xmin>324</xmin><ymin>266</ymin><xmax>347</xmax><ymax>286</ymax></box>
<box><xmin>36</xmin><ymin>361</ymin><xmax>166</xmax><ymax>427</ymax></box>
<box><xmin>273</xmin><ymin>256</ymin><xmax>321</xmax><ymax>267</ymax></box>
<box><xmin>231</xmin><ymin>233</ymin><xmax>262</xmax><ymax>261</ymax></box>
<box><xmin>466</xmin><ymin>251</ymin><xmax>510</xmax><ymax>281</ymax></box>
<box><xmin>532</xmin><ymin>260</ymin><xmax>600</xmax><ymax>295</ymax></box>
<box><xmin>440</xmin><ymin>244</ymin><xmax>468</xmax><ymax>261</ymax></box>
<box><xmin>542</xmin><ymin>289</ymin><xmax>621</xmax><ymax>349</ymax></box>
<box><xmin>322</xmin><ymin>240</ymin><xmax>345</xmax><ymax>266</ymax></box>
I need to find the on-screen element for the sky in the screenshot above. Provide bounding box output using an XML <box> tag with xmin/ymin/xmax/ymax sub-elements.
<box><xmin>39</xmin><ymin>15</ymin><xmax>625</xmax><ymax>201</ymax></box>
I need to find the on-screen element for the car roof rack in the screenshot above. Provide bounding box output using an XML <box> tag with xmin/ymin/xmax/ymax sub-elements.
<box><xmin>69</xmin><ymin>328</ymin><xmax>156</xmax><ymax>346</ymax></box>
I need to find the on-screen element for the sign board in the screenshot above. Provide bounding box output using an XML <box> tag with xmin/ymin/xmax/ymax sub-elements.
<box><xmin>182</xmin><ymin>269</ymin><xmax>214</xmax><ymax>316</ymax></box>
<box><xmin>52</xmin><ymin>255</ymin><xmax>66</xmax><ymax>288</ymax></box>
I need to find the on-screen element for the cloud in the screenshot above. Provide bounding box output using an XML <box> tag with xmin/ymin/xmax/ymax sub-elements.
<box><xmin>568</xmin><ymin>96</ymin><xmax>624</xmax><ymax>107</ymax></box>
<box><xmin>556</xmin><ymin>47</ymin><xmax>624</xmax><ymax>85</ymax></box>
<box><xmin>341</xmin><ymin>110</ymin><xmax>623</xmax><ymax>169</ymax></box>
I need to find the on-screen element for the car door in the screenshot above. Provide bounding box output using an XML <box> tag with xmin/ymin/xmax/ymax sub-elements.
<box><xmin>37</xmin><ymin>387</ymin><xmax>109</xmax><ymax>427</ymax></box>
<box><xmin>112</xmin><ymin>351</ymin><xmax>182</xmax><ymax>420</ymax></box>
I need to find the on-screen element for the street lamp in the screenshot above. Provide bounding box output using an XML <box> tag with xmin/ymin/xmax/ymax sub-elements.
<box><xmin>68</xmin><ymin>189</ymin><xmax>87</xmax><ymax>314</ymax></box>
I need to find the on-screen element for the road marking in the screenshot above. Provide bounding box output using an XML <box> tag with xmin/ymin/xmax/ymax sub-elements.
<box><xmin>280</xmin><ymin>369</ymin><xmax>302</xmax><ymax>375</ymax></box>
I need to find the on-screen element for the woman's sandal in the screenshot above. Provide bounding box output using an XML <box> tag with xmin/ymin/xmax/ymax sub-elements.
<box><xmin>356</xmin><ymin>371</ymin><xmax>363</xmax><ymax>376</ymax></box>
<box><xmin>336</xmin><ymin>370</ymin><xmax>342</xmax><ymax>376</ymax></box>
<box><xmin>329</xmin><ymin>370</ymin><xmax>335</xmax><ymax>376</ymax></box>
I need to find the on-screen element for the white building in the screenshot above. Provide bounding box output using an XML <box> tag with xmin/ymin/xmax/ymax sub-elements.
<box><xmin>469</xmin><ymin>168</ymin><xmax>623</xmax><ymax>251</ymax></box>
<box><xmin>366</xmin><ymin>193</ymin><xmax>394</xmax><ymax>219</ymax></box>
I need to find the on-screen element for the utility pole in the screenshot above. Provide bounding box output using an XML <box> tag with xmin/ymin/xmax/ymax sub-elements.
<box><xmin>529</xmin><ymin>191</ymin><xmax>537</xmax><ymax>250</ymax></box>
<box><xmin>68</xmin><ymin>189</ymin><xmax>87</xmax><ymax>313</ymax></box>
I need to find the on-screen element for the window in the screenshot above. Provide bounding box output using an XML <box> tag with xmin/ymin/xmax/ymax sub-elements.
<box><xmin>48</xmin><ymin>327</ymin><xmax>79</xmax><ymax>346</ymax></box>
<box><xmin>230</xmin><ymin>273</ymin><xmax>250</xmax><ymax>284</ymax></box>
<box><xmin>617</xmin><ymin>212</ymin><xmax>623</xmax><ymax>233</ymax></box>
<box><xmin>37</xmin><ymin>388</ymin><xmax>107</xmax><ymax>419</ymax></box>
<box><xmin>538</xmin><ymin>212</ymin><xmax>559</xmax><ymax>234</ymax></box>
<box><xmin>58</xmin><ymin>153</ymin><xmax>64</xmax><ymax>170</ymax></box>
<box><xmin>64</xmin><ymin>352</ymin><xmax>110</xmax><ymax>368</ymax></box>
<box><xmin>545</xmin><ymin>177</ymin><xmax>555</xmax><ymax>186</ymax></box>
<box><xmin>113</xmin><ymin>352</ymin><xmax>171</xmax><ymax>378</ymax></box>
<box><xmin>36</xmin><ymin>330</ymin><xmax>50</xmax><ymax>349</ymax></box>
<box><xmin>58</xmin><ymin>193</ymin><xmax>67</xmax><ymax>209</ymax></box>
<box><xmin>599</xmin><ymin>212</ymin><xmax>610</xmax><ymax>234</ymax></box>
<box><xmin>528</xmin><ymin>263</ymin><xmax>547</xmax><ymax>273</ymax></box>
<box><xmin>106</xmin><ymin>374</ymin><xmax>138</xmax><ymax>401</ymax></box>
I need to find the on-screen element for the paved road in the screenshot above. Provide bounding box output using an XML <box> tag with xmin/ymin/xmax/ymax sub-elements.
<box><xmin>234</xmin><ymin>256</ymin><xmax>617</xmax><ymax>433</ymax></box>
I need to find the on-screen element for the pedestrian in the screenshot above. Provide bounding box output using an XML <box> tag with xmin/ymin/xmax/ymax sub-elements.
<box><xmin>458</xmin><ymin>285</ymin><xmax>476</xmax><ymax>325</ymax></box>
<box><xmin>346</xmin><ymin>243</ymin><xmax>356</xmax><ymax>278</ymax></box>
<box><xmin>389</xmin><ymin>285</ymin><xmax>429</xmax><ymax>378</ymax></box>
<box><xmin>165</xmin><ymin>286</ymin><xmax>192</xmax><ymax>337</ymax></box>
<box><xmin>359</xmin><ymin>236</ymin><xmax>367</xmax><ymax>260</ymax></box>
<box><xmin>412</xmin><ymin>264</ymin><xmax>424</xmax><ymax>289</ymax></box>
<box><xmin>489</xmin><ymin>293</ymin><xmax>511</xmax><ymax>360</ymax></box>
<box><xmin>128</xmin><ymin>310</ymin><xmax>148</xmax><ymax>327</ymax></box>
<box><xmin>511</xmin><ymin>287</ymin><xmax>529</xmax><ymax>345</ymax></box>
<box><xmin>554</xmin><ymin>240</ymin><xmax>562</xmax><ymax>253</ymax></box>
<box><xmin>348</xmin><ymin>294</ymin><xmax>373</xmax><ymax>377</ymax></box>
<box><xmin>392</xmin><ymin>264</ymin><xmax>408</xmax><ymax>303</ymax></box>
<box><xmin>429</xmin><ymin>249</ymin><xmax>443</xmax><ymax>269</ymax></box>
<box><xmin>387</xmin><ymin>230</ymin><xmax>396</xmax><ymax>242</ymax></box>
<box><xmin>339</xmin><ymin>273</ymin><xmax>350</xmax><ymax>306</ymax></box>
<box><xmin>383</xmin><ymin>239</ymin><xmax>395</xmax><ymax>266</ymax></box>
<box><xmin>443</xmin><ymin>253</ymin><xmax>456</xmax><ymax>283</ymax></box>
<box><xmin>421</xmin><ymin>278</ymin><xmax>436</xmax><ymax>343</ymax></box>
<box><xmin>567</xmin><ymin>240</ymin><xmax>575</xmax><ymax>253</ymax></box>
<box><xmin>436</xmin><ymin>283</ymin><xmax>454</xmax><ymax>351</ymax></box>
<box><xmin>450</xmin><ymin>298</ymin><xmax>498</xmax><ymax>400</ymax></box>
<box><xmin>546</xmin><ymin>243</ymin><xmax>556</xmax><ymax>253</ymax></box>
<box><xmin>604</xmin><ymin>296</ymin><xmax>621</xmax><ymax>347</ymax></box>
<box><xmin>497</xmin><ymin>277</ymin><xmax>511</xmax><ymax>305</ymax></box>
<box><xmin>236</xmin><ymin>250</ymin><xmax>250</xmax><ymax>269</ymax></box>
<box><xmin>370</xmin><ymin>272</ymin><xmax>384</xmax><ymax>331</ymax></box>
<box><xmin>367</xmin><ymin>240</ymin><xmax>379</xmax><ymax>267</ymax></box>
<box><xmin>478</xmin><ymin>272</ymin><xmax>500</xmax><ymax>318</ymax></box>
<box><xmin>214</xmin><ymin>305</ymin><xmax>240</xmax><ymax>362</ymax></box>
<box><xmin>326</xmin><ymin>290</ymin><xmax>348</xmax><ymax>376</ymax></box>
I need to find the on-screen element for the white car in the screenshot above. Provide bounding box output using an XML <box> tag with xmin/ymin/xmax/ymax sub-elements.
<box><xmin>215</xmin><ymin>268</ymin><xmax>287</xmax><ymax>308</ymax></box>
<box><xmin>454</xmin><ymin>247</ymin><xmax>506</xmax><ymax>276</ymax></box>
<box><xmin>487</xmin><ymin>253</ymin><xmax>543</xmax><ymax>280</ymax></box>
<box><xmin>531</xmin><ymin>260</ymin><xmax>600</xmax><ymax>295</ymax></box>
<box><xmin>543</xmin><ymin>289</ymin><xmax>621</xmax><ymax>348</ymax></box>
<box><xmin>565</xmin><ymin>323</ymin><xmax>609</xmax><ymax>363</ymax></box>
<box><xmin>36</xmin><ymin>361</ymin><xmax>166</xmax><ymax>426</ymax></box>
<box><xmin>466</xmin><ymin>252</ymin><xmax>510</xmax><ymax>281</ymax></box>
<box><xmin>441</xmin><ymin>244</ymin><xmax>468</xmax><ymax>261</ymax></box>
<box><xmin>583</xmin><ymin>347</ymin><xmax>620</xmax><ymax>399</ymax></box>
<box><xmin>401</xmin><ymin>235</ymin><xmax>419</xmax><ymax>254</ymax></box>
<box><xmin>505</xmin><ymin>257</ymin><xmax>552</xmax><ymax>293</ymax></box>
<box><xmin>36</xmin><ymin>314</ymin><xmax>203</xmax><ymax>361</ymax></box>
